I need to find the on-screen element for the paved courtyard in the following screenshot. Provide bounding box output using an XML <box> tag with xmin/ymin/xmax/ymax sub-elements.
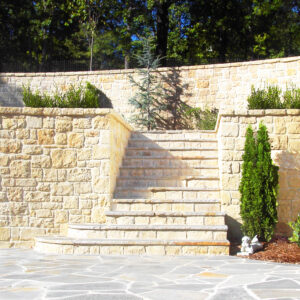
<box><xmin>0</xmin><ymin>249</ymin><xmax>299</xmax><ymax>300</ymax></box>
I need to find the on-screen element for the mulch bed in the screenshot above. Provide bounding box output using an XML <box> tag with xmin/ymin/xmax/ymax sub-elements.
<box><xmin>237</xmin><ymin>236</ymin><xmax>300</xmax><ymax>264</ymax></box>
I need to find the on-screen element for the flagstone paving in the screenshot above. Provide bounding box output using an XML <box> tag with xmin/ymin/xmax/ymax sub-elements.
<box><xmin>0</xmin><ymin>249</ymin><xmax>299</xmax><ymax>300</ymax></box>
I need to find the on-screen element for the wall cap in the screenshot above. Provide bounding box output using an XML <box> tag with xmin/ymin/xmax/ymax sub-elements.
<box><xmin>1</xmin><ymin>56</ymin><xmax>300</xmax><ymax>77</ymax></box>
<box><xmin>0</xmin><ymin>107</ymin><xmax>133</xmax><ymax>131</ymax></box>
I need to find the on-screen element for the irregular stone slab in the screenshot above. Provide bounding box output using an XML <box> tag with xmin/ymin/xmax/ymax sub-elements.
<box><xmin>210</xmin><ymin>287</ymin><xmax>256</xmax><ymax>300</ymax></box>
<box><xmin>248</xmin><ymin>279</ymin><xmax>300</xmax><ymax>290</ymax></box>
<box><xmin>141</xmin><ymin>289</ymin><xmax>209</xmax><ymax>300</ymax></box>
<box><xmin>251</xmin><ymin>289</ymin><xmax>300</xmax><ymax>299</ymax></box>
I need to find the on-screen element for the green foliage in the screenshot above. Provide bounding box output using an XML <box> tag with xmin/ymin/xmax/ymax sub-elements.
<box><xmin>288</xmin><ymin>215</ymin><xmax>300</xmax><ymax>247</ymax></box>
<box><xmin>23</xmin><ymin>82</ymin><xmax>109</xmax><ymax>108</ymax></box>
<box><xmin>247</xmin><ymin>85</ymin><xmax>300</xmax><ymax>109</ymax></box>
<box><xmin>181</xmin><ymin>106</ymin><xmax>218</xmax><ymax>130</ymax></box>
<box><xmin>128</xmin><ymin>36</ymin><xmax>165</xmax><ymax>130</ymax></box>
<box><xmin>239</xmin><ymin>123</ymin><xmax>279</xmax><ymax>241</ymax></box>
<box><xmin>283</xmin><ymin>87</ymin><xmax>300</xmax><ymax>109</ymax></box>
<box><xmin>247</xmin><ymin>86</ymin><xmax>282</xmax><ymax>109</ymax></box>
<box><xmin>3</xmin><ymin>1</ymin><xmax>300</xmax><ymax>70</ymax></box>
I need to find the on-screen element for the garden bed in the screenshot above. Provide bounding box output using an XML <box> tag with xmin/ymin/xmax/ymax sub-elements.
<box><xmin>237</xmin><ymin>236</ymin><xmax>300</xmax><ymax>264</ymax></box>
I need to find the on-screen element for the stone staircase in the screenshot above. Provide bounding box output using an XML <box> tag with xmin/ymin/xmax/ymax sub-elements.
<box><xmin>35</xmin><ymin>131</ymin><xmax>230</xmax><ymax>255</ymax></box>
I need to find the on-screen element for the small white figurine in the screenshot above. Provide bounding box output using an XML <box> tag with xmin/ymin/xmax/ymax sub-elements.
<box><xmin>237</xmin><ymin>235</ymin><xmax>263</xmax><ymax>256</ymax></box>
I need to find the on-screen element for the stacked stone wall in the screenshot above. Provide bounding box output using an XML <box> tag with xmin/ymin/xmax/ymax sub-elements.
<box><xmin>1</xmin><ymin>56</ymin><xmax>300</xmax><ymax>123</ymax></box>
<box><xmin>218</xmin><ymin>109</ymin><xmax>300</xmax><ymax>239</ymax></box>
<box><xmin>0</xmin><ymin>107</ymin><xmax>131</xmax><ymax>247</ymax></box>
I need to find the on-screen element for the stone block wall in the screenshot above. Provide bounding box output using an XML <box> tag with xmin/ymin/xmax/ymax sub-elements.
<box><xmin>0</xmin><ymin>108</ymin><xmax>131</xmax><ymax>248</ymax></box>
<box><xmin>217</xmin><ymin>109</ymin><xmax>300</xmax><ymax>239</ymax></box>
<box><xmin>1</xmin><ymin>56</ymin><xmax>300</xmax><ymax>123</ymax></box>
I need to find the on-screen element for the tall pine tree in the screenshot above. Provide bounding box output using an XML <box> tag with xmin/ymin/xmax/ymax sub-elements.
<box><xmin>128</xmin><ymin>36</ymin><xmax>165</xmax><ymax>130</ymax></box>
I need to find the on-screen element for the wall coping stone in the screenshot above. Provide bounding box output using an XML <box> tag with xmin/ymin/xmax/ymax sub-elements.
<box><xmin>215</xmin><ymin>109</ymin><xmax>300</xmax><ymax>132</ymax></box>
<box><xmin>1</xmin><ymin>56</ymin><xmax>299</xmax><ymax>77</ymax></box>
<box><xmin>0</xmin><ymin>107</ymin><xmax>133</xmax><ymax>131</ymax></box>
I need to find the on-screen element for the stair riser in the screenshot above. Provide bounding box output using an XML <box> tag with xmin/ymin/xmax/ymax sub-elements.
<box><xmin>128</xmin><ymin>141</ymin><xmax>218</xmax><ymax>150</ymax></box>
<box><xmin>131</xmin><ymin>132</ymin><xmax>217</xmax><ymax>140</ymax></box>
<box><xmin>35</xmin><ymin>242</ymin><xmax>229</xmax><ymax>256</ymax></box>
<box><xmin>114</xmin><ymin>190</ymin><xmax>220</xmax><ymax>200</ymax></box>
<box><xmin>106</xmin><ymin>215</ymin><xmax>225</xmax><ymax>226</ymax></box>
<box><xmin>116</xmin><ymin>179</ymin><xmax>219</xmax><ymax>189</ymax></box>
<box><xmin>119</xmin><ymin>168</ymin><xmax>219</xmax><ymax>178</ymax></box>
<box><xmin>125</xmin><ymin>149</ymin><xmax>218</xmax><ymax>158</ymax></box>
<box><xmin>68</xmin><ymin>228</ymin><xmax>227</xmax><ymax>240</ymax></box>
<box><xmin>122</xmin><ymin>159</ymin><xmax>219</xmax><ymax>168</ymax></box>
<box><xmin>111</xmin><ymin>203</ymin><xmax>221</xmax><ymax>213</ymax></box>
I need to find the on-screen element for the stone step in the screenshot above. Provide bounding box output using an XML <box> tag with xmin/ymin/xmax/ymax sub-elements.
<box><xmin>125</xmin><ymin>148</ymin><xmax>218</xmax><ymax>158</ymax></box>
<box><xmin>111</xmin><ymin>198</ymin><xmax>221</xmax><ymax>213</ymax></box>
<box><xmin>105</xmin><ymin>211</ymin><xmax>225</xmax><ymax>226</ymax></box>
<box><xmin>35</xmin><ymin>237</ymin><xmax>230</xmax><ymax>255</ymax></box>
<box><xmin>128</xmin><ymin>140</ymin><xmax>218</xmax><ymax>150</ymax></box>
<box><xmin>130</xmin><ymin>131</ymin><xmax>217</xmax><ymax>141</ymax></box>
<box><xmin>122</xmin><ymin>157</ymin><xmax>219</xmax><ymax>168</ymax></box>
<box><xmin>114</xmin><ymin>187</ymin><xmax>220</xmax><ymax>200</ymax></box>
<box><xmin>119</xmin><ymin>167</ymin><xmax>219</xmax><ymax>178</ymax></box>
<box><xmin>116</xmin><ymin>177</ymin><xmax>219</xmax><ymax>188</ymax></box>
<box><xmin>67</xmin><ymin>224</ymin><xmax>228</xmax><ymax>241</ymax></box>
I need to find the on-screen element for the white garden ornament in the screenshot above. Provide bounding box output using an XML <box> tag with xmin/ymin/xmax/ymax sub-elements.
<box><xmin>237</xmin><ymin>235</ymin><xmax>263</xmax><ymax>256</ymax></box>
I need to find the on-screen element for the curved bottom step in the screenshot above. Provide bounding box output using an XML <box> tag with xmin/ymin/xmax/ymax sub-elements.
<box><xmin>35</xmin><ymin>236</ymin><xmax>230</xmax><ymax>256</ymax></box>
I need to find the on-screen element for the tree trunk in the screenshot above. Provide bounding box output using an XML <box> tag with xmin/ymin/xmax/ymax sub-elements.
<box><xmin>155</xmin><ymin>1</ymin><xmax>171</xmax><ymax>67</ymax></box>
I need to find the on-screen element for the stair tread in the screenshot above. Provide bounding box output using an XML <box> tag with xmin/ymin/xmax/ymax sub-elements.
<box><xmin>117</xmin><ymin>176</ymin><xmax>219</xmax><ymax>180</ymax></box>
<box><xmin>123</xmin><ymin>156</ymin><xmax>218</xmax><ymax>159</ymax></box>
<box><xmin>126</xmin><ymin>147</ymin><xmax>217</xmax><ymax>151</ymax></box>
<box><xmin>68</xmin><ymin>224</ymin><xmax>228</xmax><ymax>231</ymax></box>
<box><xmin>120</xmin><ymin>166</ymin><xmax>219</xmax><ymax>169</ymax></box>
<box><xmin>112</xmin><ymin>198</ymin><xmax>220</xmax><ymax>203</ymax></box>
<box><xmin>106</xmin><ymin>211</ymin><xmax>225</xmax><ymax>217</ymax></box>
<box><xmin>129</xmin><ymin>139</ymin><xmax>217</xmax><ymax>142</ymax></box>
<box><xmin>115</xmin><ymin>187</ymin><xmax>220</xmax><ymax>191</ymax></box>
<box><xmin>36</xmin><ymin>236</ymin><xmax>229</xmax><ymax>246</ymax></box>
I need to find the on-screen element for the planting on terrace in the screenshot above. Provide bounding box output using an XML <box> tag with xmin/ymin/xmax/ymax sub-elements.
<box><xmin>239</xmin><ymin>123</ymin><xmax>279</xmax><ymax>242</ymax></box>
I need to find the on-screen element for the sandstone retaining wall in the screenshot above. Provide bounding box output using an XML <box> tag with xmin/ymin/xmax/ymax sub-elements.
<box><xmin>1</xmin><ymin>56</ymin><xmax>300</xmax><ymax>123</ymax></box>
<box><xmin>218</xmin><ymin>109</ymin><xmax>300</xmax><ymax>239</ymax></box>
<box><xmin>0</xmin><ymin>108</ymin><xmax>131</xmax><ymax>248</ymax></box>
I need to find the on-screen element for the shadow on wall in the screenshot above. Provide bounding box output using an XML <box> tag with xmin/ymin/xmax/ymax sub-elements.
<box><xmin>155</xmin><ymin>67</ymin><xmax>192</xmax><ymax>130</ymax></box>
<box><xmin>97</xmin><ymin>89</ymin><xmax>113</xmax><ymax>109</ymax></box>
<box><xmin>0</xmin><ymin>77</ymin><xmax>24</xmax><ymax>107</ymax></box>
<box><xmin>273</xmin><ymin>150</ymin><xmax>300</xmax><ymax>236</ymax></box>
<box><xmin>225</xmin><ymin>215</ymin><xmax>242</xmax><ymax>243</ymax></box>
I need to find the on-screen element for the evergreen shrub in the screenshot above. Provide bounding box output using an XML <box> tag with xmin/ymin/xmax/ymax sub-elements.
<box><xmin>247</xmin><ymin>85</ymin><xmax>300</xmax><ymax>109</ymax></box>
<box><xmin>288</xmin><ymin>215</ymin><xmax>300</xmax><ymax>247</ymax></box>
<box><xmin>247</xmin><ymin>85</ymin><xmax>282</xmax><ymax>109</ymax></box>
<box><xmin>239</xmin><ymin>123</ymin><xmax>279</xmax><ymax>241</ymax></box>
<box><xmin>23</xmin><ymin>82</ymin><xmax>108</xmax><ymax>108</ymax></box>
<box><xmin>181</xmin><ymin>106</ymin><xmax>218</xmax><ymax>130</ymax></box>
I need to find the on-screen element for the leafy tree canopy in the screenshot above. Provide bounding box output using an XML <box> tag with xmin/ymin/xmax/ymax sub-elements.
<box><xmin>1</xmin><ymin>0</ymin><xmax>300</xmax><ymax>70</ymax></box>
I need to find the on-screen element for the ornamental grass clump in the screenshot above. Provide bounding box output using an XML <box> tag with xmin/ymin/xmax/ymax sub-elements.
<box><xmin>239</xmin><ymin>123</ymin><xmax>279</xmax><ymax>242</ymax></box>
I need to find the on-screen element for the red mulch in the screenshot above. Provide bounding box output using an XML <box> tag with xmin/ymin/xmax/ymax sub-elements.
<box><xmin>235</xmin><ymin>236</ymin><xmax>300</xmax><ymax>264</ymax></box>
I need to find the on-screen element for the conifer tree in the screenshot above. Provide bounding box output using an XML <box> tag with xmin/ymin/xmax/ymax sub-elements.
<box><xmin>256</xmin><ymin>123</ymin><xmax>279</xmax><ymax>241</ymax></box>
<box><xmin>239</xmin><ymin>124</ymin><xmax>279</xmax><ymax>241</ymax></box>
<box><xmin>128</xmin><ymin>36</ymin><xmax>165</xmax><ymax>130</ymax></box>
<box><xmin>239</xmin><ymin>126</ymin><xmax>260</xmax><ymax>238</ymax></box>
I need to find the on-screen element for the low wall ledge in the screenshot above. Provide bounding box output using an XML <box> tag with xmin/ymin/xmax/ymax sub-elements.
<box><xmin>0</xmin><ymin>107</ymin><xmax>132</xmax><ymax>130</ymax></box>
<box><xmin>219</xmin><ymin>109</ymin><xmax>300</xmax><ymax>117</ymax></box>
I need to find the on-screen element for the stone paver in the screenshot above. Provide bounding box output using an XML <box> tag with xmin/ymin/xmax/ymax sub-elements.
<box><xmin>0</xmin><ymin>249</ymin><xmax>299</xmax><ymax>300</ymax></box>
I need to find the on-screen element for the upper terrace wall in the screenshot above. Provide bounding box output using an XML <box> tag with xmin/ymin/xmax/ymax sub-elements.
<box><xmin>0</xmin><ymin>107</ymin><xmax>131</xmax><ymax>248</ymax></box>
<box><xmin>1</xmin><ymin>56</ymin><xmax>300</xmax><ymax>122</ymax></box>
